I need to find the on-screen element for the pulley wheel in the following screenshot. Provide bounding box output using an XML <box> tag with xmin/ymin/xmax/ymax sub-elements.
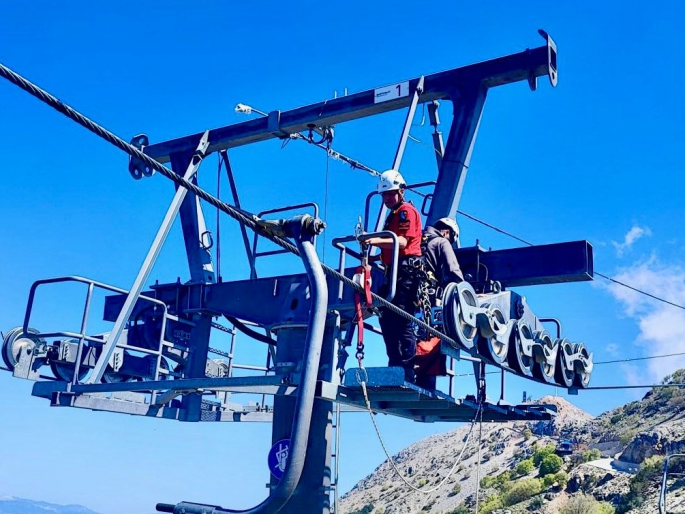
<box><xmin>442</xmin><ymin>282</ymin><xmax>461</xmax><ymax>350</ymax></box>
<box><xmin>572</xmin><ymin>343</ymin><xmax>592</xmax><ymax>388</ymax></box>
<box><xmin>50</xmin><ymin>339</ymin><xmax>90</xmax><ymax>382</ymax></box>
<box><xmin>531</xmin><ymin>331</ymin><xmax>556</xmax><ymax>383</ymax></box>
<box><xmin>477</xmin><ymin>304</ymin><xmax>509</xmax><ymax>364</ymax></box>
<box><xmin>452</xmin><ymin>282</ymin><xmax>478</xmax><ymax>350</ymax></box>
<box><xmin>507</xmin><ymin>320</ymin><xmax>533</xmax><ymax>377</ymax></box>
<box><xmin>554</xmin><ymin>339</ymin><xmax>574</xmax><ymax>387</ymax></box>
<box><xmin>2</xmin><ymin>327</ymin><xmax>44</xmax><ymax>370</ymax></box>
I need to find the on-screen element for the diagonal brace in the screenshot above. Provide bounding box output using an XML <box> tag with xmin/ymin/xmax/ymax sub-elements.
<box><xmin>87</xmin><ymin>131</ymin><xmax>211</xmax><ymax>384</ymax></box>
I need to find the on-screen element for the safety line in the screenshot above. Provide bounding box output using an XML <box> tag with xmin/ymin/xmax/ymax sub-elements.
<box><xmin>582</xmin><ymin>383</ymin><xmax>685</xmax><ymax>390</ymax></box>
<box><xmin>474</xmin><ymin>406</ymin><xmax>484</xmax><ymax>514</ymax></box>
<box><xmin>595</xmin><ymin>352</ymin><xmax>685</xmax><ymax>365</ymax></box>
<box><xmin>356</xmin><ymin>366</ymin><xmax>482</xmax><ymax>494</ymax></box>
<box><xmin>0</xmin><ymin>61</ymin><xmax>459</xmax><ymax>350</ymax></box>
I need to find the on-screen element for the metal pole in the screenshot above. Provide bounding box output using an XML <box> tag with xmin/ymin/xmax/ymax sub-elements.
<box><xmin>220</xmin><ymin>150</ymin><xmax>257</xmax><ymax>279</ymax></box>
<box><xmin>159</xmin><ymin>215</ymin><xmax>328</xmax><ymax>514</ymax></box>
<box><xmin>374</xmin><ymin>76</ymin><xmax>425</xmax><ymax>232</ymax></box>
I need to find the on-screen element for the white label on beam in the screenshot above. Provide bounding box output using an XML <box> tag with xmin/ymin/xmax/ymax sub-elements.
<box><xmin>374</xmin><ymin>81</ymin><xmax>409</xmax><ymax>104</ymax></box>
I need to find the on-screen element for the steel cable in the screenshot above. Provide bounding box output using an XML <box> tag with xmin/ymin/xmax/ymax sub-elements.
<box><xmin>0</xmin><ymin>62</ymin><xmax>459</xmax><ymax>349</ymax></box>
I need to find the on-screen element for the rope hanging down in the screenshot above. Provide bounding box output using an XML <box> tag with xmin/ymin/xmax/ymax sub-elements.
<box><xmin>0</xmin><ymin>62</ymin><xmax>459</xmax><ymax>349</ymax></box>
<box><xmin>357</xmin><ymin>365</ymin><xmax>483</xmax><ymax>494</ymax></box>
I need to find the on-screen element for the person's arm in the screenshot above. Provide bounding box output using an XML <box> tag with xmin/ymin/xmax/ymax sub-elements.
<box><xmin>363</xmin><ymin>235</ymin><xmax>407</xmax><ymax>251</ymax></box>
<box><xmin>440</xmin><ymin>239</ymin><xmax>464</xmax><ymax>282</ymax></box>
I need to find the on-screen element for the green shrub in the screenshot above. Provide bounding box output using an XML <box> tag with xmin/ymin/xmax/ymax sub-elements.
<box><xmin>533</xmin><ymin>444</ymin><xmax>556</xmax><ymax>466</ymax></box>
<box><xmin>480</xmin><ymin>476</ymin><xmax>495</xmax><ymax>489</ymax></box>
<box><xmin>502</xmin><ymin>478</ymin><xmax>542</xmax><ymax>506</ymax></box>
<box><xmin>610</xmin><ymin>412</ymin><xmax>624</xmax><ymax>424</ymax></box>
<box><xmin>448</xmin><ymin>483</ymin><xmax>461</xmax><ymax>496</ymax></box>
<box><xmin>583</xmin><ymin>449</ymin><xmax>602</xmax><ymax>462</ymax></box>
<box><xmin>495</xmin><ymin>471</ymin><xmax>511</xmax><ymax>487</ymax></box>
<box><xmin>522</xmin><ymin>427</ymin><xmax>532</xmax><ymax>440</ymax></box>
<box><xmin>417</xmin><ymin>478</ymin><xmax>427</xmax><ymax>488</ymax></box>
<box><xmin>542</xmin><ymin>474</ymin><xmax>556</xmax><ymax>487</ymax></box>
<box><xmin>597</xmin><ymin>502</ymin><xmax>616</xmax><ymax>514</ymax></box>
<box><xmin>616</xmin><ymin>455</ymin><xmax>665</xmax><ymax>512</ymax></box>
<box><xmin>478</xmin><ymin>495</ymin><xmax>504</xmax><ymax>514</ymax></box>
<box><xmin>555</xmin><ymin>471</ymin><xmax>569</xmax><ymax>488</ymax></box>
<box><xmin>539</xmin><ymin>454</ymin><xmax>563</xmax><ymax>476</ymax></box>
<box><xmin>561</xmin><ymin>494</ymin><xmax>611</xmax><ymax>514</ymax></box>
<box><xmin>516</xmin><ymin>458</ymin><xmax>535</xmax><ymax>476</ymax></box>
<box><xmin>529</xmin><ymin>496</ymin><xmax>544</xmax><ymax>510</ymax></box>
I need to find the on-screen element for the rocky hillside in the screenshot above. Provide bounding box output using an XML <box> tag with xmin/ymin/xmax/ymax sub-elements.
<box><xmin>340</xmin><ymin>372</ymin><xmax>685</xmax><ymax>514</ymax></box>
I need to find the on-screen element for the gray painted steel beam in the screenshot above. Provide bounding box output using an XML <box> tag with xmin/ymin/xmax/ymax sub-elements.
<box><xmin>144</xmin><ymin>45</ymin><xmax>553</xmax><ymax>163</ymax></box>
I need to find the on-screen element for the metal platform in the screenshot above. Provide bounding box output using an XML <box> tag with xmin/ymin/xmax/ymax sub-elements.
<box><xmin>328</xmin><ymin>367</ymin><xmax>556</xmax><ymax>423</ymax></box>
<box><xmin>29</xmin><ymin>367</ymin><xmax>555</xmax><ymax>423</ymax></box>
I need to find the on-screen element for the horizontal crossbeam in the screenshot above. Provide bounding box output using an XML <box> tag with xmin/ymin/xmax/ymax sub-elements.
<box><xmin>144</xmin><ymin>45</ymin><xmax>553</xmax><ymax>163</ymax></box>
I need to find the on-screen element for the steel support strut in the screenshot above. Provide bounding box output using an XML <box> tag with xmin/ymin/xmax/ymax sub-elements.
<box><xmin>88</xmin><ymin>131</ymin><xmax>210</xmax><ymax>384</ymax></box>
<box><xmin>157</xmin><ymin>214</ymin><xmax>329</xmax><ymax>514</ymax></box>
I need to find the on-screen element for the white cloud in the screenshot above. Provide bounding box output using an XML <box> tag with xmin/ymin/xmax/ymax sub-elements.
<box><xmin>601</xmin><ymin>258</ymin><xmax>685</xmax><ymax>384</ymax></box>
<box><xmin>612</xmin><ymin>225</ymin><xmax>652</xmax><ymax>257</ymax></box>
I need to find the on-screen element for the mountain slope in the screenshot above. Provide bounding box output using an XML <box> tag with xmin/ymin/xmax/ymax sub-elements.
<box><xmin>340</xmin><ymin>382</ymin><xmax>685</xmax><ymax>514</ymax></box>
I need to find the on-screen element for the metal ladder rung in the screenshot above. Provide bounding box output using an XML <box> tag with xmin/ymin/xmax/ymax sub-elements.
<box><xmin>165</xmin><ymin>314</ymin><xmax>195</xmax><ymax>326</ymax></box>
<box><xmin>162</xmin><ymin>340</ymin><xmax>187</xmax><ymax>351</ymax></box>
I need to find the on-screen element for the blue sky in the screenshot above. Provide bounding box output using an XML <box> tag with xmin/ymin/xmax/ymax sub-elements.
<box><xmin>1</xmin><ymin>1</ymin><xmax>685</xmax><ymax>513</ymax></box>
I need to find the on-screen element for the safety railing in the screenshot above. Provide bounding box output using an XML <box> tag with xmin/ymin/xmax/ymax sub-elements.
<box><xmin>23</xmin><ymin>276</ymin><xmax>175</xmax><ymax>394</ymax></box>
<box><xmin>659</xmin><ymin>453</ymin><xmax>685</xmax><ymax>513</ymax></box>
<box><xmin>331</xmin><ymin>231</ymin><xmax>399</xmax><ymax>303</ymax></box>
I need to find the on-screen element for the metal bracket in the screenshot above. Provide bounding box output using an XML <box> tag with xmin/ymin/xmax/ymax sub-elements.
<box><xmin>128</xmin><ymin>134</ymin><xmax>154</xmax><ymax>179</ymax></box>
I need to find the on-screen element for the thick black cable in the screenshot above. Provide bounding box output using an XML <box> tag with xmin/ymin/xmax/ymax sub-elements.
<box><xmin>225</xmin><ymin>316</ymin><xmax>276</xmax><ymax>346</ymax></box>
<box><xmin>0</xmin><ymin>61</ymin><xmax>458</xmax><ymax>349</ymax></box>
<box><xmin>455</xmin><ymin>210</ymin><xmax>533</xmax><ymax>246</ymax></box>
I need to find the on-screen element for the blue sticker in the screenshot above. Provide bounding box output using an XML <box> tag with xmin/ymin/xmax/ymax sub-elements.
<box><xmin>268</xmin><ymin>439</ymin><xmax>290</xmax><ymax>480</ymax></box>
<box><xmin>399</xmin><ymin>210</ymin><xmax>408</xmax><ymax>221</ymax></box>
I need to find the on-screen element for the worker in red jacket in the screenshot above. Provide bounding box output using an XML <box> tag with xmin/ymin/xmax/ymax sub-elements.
<box><xmin>364</xmin><ymin>169</ymin><xmax>423</xmax><ymax>383</ymax></box>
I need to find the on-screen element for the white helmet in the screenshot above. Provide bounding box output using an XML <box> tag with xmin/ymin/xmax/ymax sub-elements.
<box><xmin>435</xmin><ymin>217</ymin><xmax>460</xmax><ymax>239</ymax></box>
<box><xmin>377</xmin><ymin>169</ymin><xmax>406</xmax><ymax>193</ymax></box>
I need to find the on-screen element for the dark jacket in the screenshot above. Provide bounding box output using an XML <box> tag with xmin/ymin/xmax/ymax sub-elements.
<box><xmin>422</xmin><ymin>226</ymin><xmax>464</xmax><ymax>285</ymax></box>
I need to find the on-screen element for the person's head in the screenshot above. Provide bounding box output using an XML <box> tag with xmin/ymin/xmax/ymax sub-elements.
<box><xmin>377</xmin><ymin>169</ymin><xmax>406</xmax><ymax>208</ymax></box>
<box><xmin>434</xmin><ymin>217</ymin><xmax>460</xmax><ymax>245</ymax></box>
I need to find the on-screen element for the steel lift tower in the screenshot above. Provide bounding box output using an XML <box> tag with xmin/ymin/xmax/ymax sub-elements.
<box><xmin>0</xmin><ymin>31</ymin><xmax>594</xmax><ymax>514</ymax></box>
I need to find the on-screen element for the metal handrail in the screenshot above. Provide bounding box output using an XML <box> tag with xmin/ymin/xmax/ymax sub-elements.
<box><xmin>331</xmin><ymin>231</ymin><xmax>399</xmax><ymax>303</ymax></box>
<box><xmin>660</xmin><ymin>453</ymin><xmax>685</xmax><ymax>513</ymax></box>
<box><xmin>23</xmin><ymin>276</ymin><xmax>171</xmax><ymax>389</ymax></box>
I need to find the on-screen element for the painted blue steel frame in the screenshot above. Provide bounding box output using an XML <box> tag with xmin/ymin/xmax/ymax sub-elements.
<box><xmin>143</xmin><ymin>34</ymin><xmax>557</xmax><ymax>225</ymax></box>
